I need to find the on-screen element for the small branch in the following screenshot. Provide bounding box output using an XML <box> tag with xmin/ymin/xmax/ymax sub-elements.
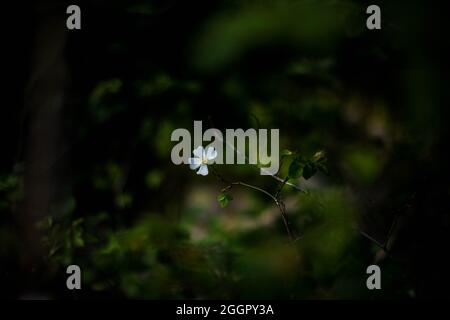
<box><xmin>270</xmin><ymin>174</ymin><xmax>305</xmax><ymax>192</ymax></box>
<box><xmin>357</xmin><ymin>192</ymin><xmax>416</xmax><ymax>258</ymax></box>
<box><xmin>209</xmin><ymin>162</ymin><xmax>299</xmax><ymax>243</ymax></box>
<box><xmin>357</xmin><ymin>227</ymin><xmax>385</xmax><ymax>250</ymax></box>
<box><xmin>221</xmin><ymin>179</ymin><xmax>296</xmax><ymax>243</ymax></box>
<box><xmin>275</xmin><ymin>176</ymin><xmax>289</xmax><ymax>199</ymax></box>
<box><xmin>229</xmin><ymin>181</ymin><xmax>278</xmax><ymax>203</ymax></box>
<box><xmin>276</xmin><ymin>200</ymin><xmax>295</xmax><ymax>242</ymax></box>
<box><xmin>356</xmin><ymin>227</ymin><xmax>394</xmax><ymax>260</ymax></box>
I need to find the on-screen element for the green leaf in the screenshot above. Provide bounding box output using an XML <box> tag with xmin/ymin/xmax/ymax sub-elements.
<box><xmin>217</xmin><ymin>192</ymin><xmax>233</xmax><ymax>208</ymax></box>
<box><xmin>73</xmin><ymin>228</ymin><xmax>85</xmax><ymax>247</ymax></box>
<box><xmin>312</xmin><ymin>150</ymin><xmax>326</xmax><ymax>163</ymax></box>
<box><xmin>73</xmin><ymin>233</ymin><xmax>85</xmax><ymax>247</ymax></box>
<box><xmin>302</xmin><ymin>163</ymin><xmax>317</xmax><ymax>179</ymax></box>
<box><xmin>281</xmin><ymin>149</ymin><xmax>294</xmax><ymax>157</ymax></box>
<box><xmin>71</xmin><ymin>218</ymin><xmax>84</xmax><ymax>228</ymax></box>
<box><xmin>288</xmin><ymin>156</ymin><xmax>306</xmax><ymax>179</ymax></box>
<box><xmin>116</xmin><ymin>193</ymin><xmax>133</xmax><ymax>209</ymax></box>
<box><xmin>317</xmin><ymin>162</ymin><xmax>330</xmax><ymax>175</ymax></box>
<box><xmin>311</xmin><ymin>150</ymin><xmax>329</xmax><ymax>176</ymax></box>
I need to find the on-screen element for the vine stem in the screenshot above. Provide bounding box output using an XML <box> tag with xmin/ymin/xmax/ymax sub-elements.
<box><xmin>270</xmin><ymin>175</ymin><xmax>305</xmax><ymax>193</ymax></box>
<box><xmin>225</xmin><ymin>181</ymin><xmax>277</xmax><ymax>203</ymax></box>
<box><xmin>210</xmin><ymin>165</ymin><xmax>297</xmax><ymax>243</ymax></box>
<box><xmin>220</xmin><ymin>179</ymin><xmax>296</xmax><ymax>243</ymax></box>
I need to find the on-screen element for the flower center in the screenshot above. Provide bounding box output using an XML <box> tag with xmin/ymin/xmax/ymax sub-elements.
<box><xmin>201</xmin><ymin>156</ymin><xmax>209</xmax><ymax>165</ymax></box>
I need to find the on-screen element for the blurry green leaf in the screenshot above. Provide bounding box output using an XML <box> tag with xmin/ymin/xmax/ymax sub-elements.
<box><xmin>145</xmin><ymin>170</ymin><xmax>164</xmax><ymax>189</ymax></box>
<box><xmin>116</xmin><ymin>193</ymin><xmax>133</xmax><ymax>209</ymax></box>
<box><xmin>71</xmin><ymin>219</ymin><xmax>84</xmax><ymax>247</ymax></box>
<box><xmin>61</xmin><ymin>197</ymin><xmax>77</xmax><ymax>216</ymax></box>
<box><xmin>302</xmin><ymin>163</ymin><xmax>317</xmax><ymax>180</ymax></box>
<box><xmin>281</xmin><ymin>149</ymin><xmax>294</xmax><ymax>157</ymax></box>
<box><xmin>289</xmin><ymin>151</ymin><xmax>327</xmax><ymax>179</ymax></box>
<box><xmin>107</xmin><ymin>162</ymin><xmax>124</xmax><ymax>189</ymax></box>
<box><xmin>193</xmin><ymin>2</ymin><xmax>358</xmax><ymax>72</ymax></box>
<box><xmin>155</xmin><ymin>121</ymin><xmax>176</xmax><ymax>157</ymax></box>
<box><xmin>344</xmin><ymin>148</ymin><xmax>381</xmax><ymax>185</ymax></box>
<box><xmin>140</xmin><ymin>118</ymin><xmax>154</xmax><ymax>140</ymax></box>
<box><xmin>317</xmin><ymin>162</ymin><xmax>329</xmax><ymax>175</ymax></box>
<box><xmin>136</xmin><ymin>74</ymin><xmax>173</xmax><ymax>97</ymax></box>
<box><xmin>127</xmin><ymin>3</ymin><xmax>157</xmax><ymax>15</ymax></box>
<box><xmin>182</xmin><ymin>81</ymin><xmax>202</xmax><ymax>93</ymax></box>
<box><xmin>93</xmin><ymin>161</ymin><xmax>124</xmax><ymax>191</ymax></box>
<box><xmin>297</xmin><ymin>188</ymin><xmax>356</xmax><ymax>280</ymax></box>
<box><xmin>250</xmin><ymin>113</ymin><xmax>261</xmax><ymax>130</ymax></box>
<box><xmin>92</xmin><ymin>281</ymin><xmax>111</xmax><ymax>292</ymax></box>
<box><xmin>217</xmin><ymin>192</ymin><xmax>233</xmax><ymax>208</ymax></box>
<box><xmin>73</xmin><ymin>230</ymin><xmax>84</xmax><ymax>248</ymax></box>
<box><xmin>89</xmin><ymin>78</ymin><xmax>123</xmax><ymax>123</ymax></box>
<box><xmin>0</xmin><ymin>174</ymin><xmax>18</xmax><ymax>191</ymax></box>
<box><xmin>48</xmin><ymin>244</ymin><xmax>61</xmax><ymax>257</ymax></box>
<box><xmin>72</xmin><ymin>218</ymin><xmax>83</xmax><ymax>228</ymax></box>
<box><xmin>89</xmin><ymin>79</ymin><xmax>122</xmax><ymax>106</ymax></box>
<box><xmin>100</xmin><ymin>236</ymin><xmax>121</xmax><ymax>255</ymax></box>
<box><xmin>288</xmin><ymin>156</ymin><xmax>306</xmax><ymax>179</ymax></box>
<box><xmin>312</xmin><ymin>150</ymin><xmax>326</xmax><ymax>163</ymax></box>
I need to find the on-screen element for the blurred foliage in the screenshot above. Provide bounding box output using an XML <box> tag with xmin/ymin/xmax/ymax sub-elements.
<box><xmin>1</xmin><ymin>0</ymin><xmax>447</xmax><ymax>299</ymax></box>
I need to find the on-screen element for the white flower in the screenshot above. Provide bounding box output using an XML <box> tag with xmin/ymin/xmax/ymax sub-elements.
<box><xmin>188</xmin><ymin>146</ymin><xmax>217</xmax><ymax>176</ymax></box>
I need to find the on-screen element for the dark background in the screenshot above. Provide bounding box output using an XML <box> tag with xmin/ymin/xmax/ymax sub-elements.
<box><xmin>1</xmin><ymin>0</ymin><xmax>450</xmax><ymax>299</ymax></box>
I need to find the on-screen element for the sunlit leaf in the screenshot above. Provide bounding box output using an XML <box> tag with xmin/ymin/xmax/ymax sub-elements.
<box><xmin>217</xmin><ymin>192</ymin><xmax>233</xmax><ymax>208</ymax></box>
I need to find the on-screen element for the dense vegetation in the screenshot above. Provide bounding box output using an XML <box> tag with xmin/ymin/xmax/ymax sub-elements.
<box><xmin>1</xmin><ymin>0</ymin><xmax>449</xmax><ymax>299</ymax></box>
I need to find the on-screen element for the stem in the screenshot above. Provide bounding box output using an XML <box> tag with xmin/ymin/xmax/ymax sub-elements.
<box><xmin>357</xmin><ymin>227</ymin><xmax>385</xmax><ymax>249</ymax></box>
<box><xmin>276</xmin><ymin>201</ymin><xmax>295</xmax><ymax>242</ymax></box>
<box><xmin>211</xmin><ymin>165</ymin><xmax>297</xmax><ymax>243</ymax></box>
<box><xmin>270</xmin><ymin>174</ymin><xmax>305</xmax><ymax>193</ymax></box>
<box><xmin>223</xmin><ymin>180</ymin><xmax>296</xmax><ymax>243</ymax></box>
<box><xmin>230</xmin><ymin>181</ymin><xmax>278</xmax><ymax>203</ymax></box>
<box><xmin>275</xmin><ymin>176</ymin><xmax>289</xmax><ymax>199</ymax></box>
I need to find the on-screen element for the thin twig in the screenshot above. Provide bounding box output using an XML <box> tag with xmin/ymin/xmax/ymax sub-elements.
<box><xmin>220</xmin><ymin>178</ymin><xmax>296</xmax><ymax>243</ymax></box>
<box><xmin>275</xmin><ymin>176</ymin><xmax>289</xmax><ymax>199</ymax></box>
<box><xmin>357</xmin><ymin>227</ymin><xmax>385</xmax><ymax>250</ymax></box>
<box><xmin>230</xmin><ymin>181</ymin><xmax>278</xmax><ymax>203</ymax></box>
<box><xmin>356</xmin><ymin>227</ymin><xmax>395</xmax><ymax>261</ymax></box>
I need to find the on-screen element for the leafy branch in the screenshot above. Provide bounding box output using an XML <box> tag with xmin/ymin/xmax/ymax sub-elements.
<box><xmin>213</xmin><ymin>150</ymin><xmax>329</xmax><ymax>243</ymax></box>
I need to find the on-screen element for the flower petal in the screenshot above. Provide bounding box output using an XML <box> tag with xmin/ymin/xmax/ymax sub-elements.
<box><xmin>197</xmin><ymin>164</ymin><xmax>209</xmax><ymax>176</ymax></box>
<box><xmin>193</xmin><ymin>146</ymin><xmax>204</xmax><ymax>158</ymax></box>
<box><xmin>206</xmin><ymin>147</ymin><xmax>218</xmax><ymax>161</ymax></box>
<box><xmin>188</xmin><ymin>157</ymin><xmax>201</xmax><ymax>170</ymax></box>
